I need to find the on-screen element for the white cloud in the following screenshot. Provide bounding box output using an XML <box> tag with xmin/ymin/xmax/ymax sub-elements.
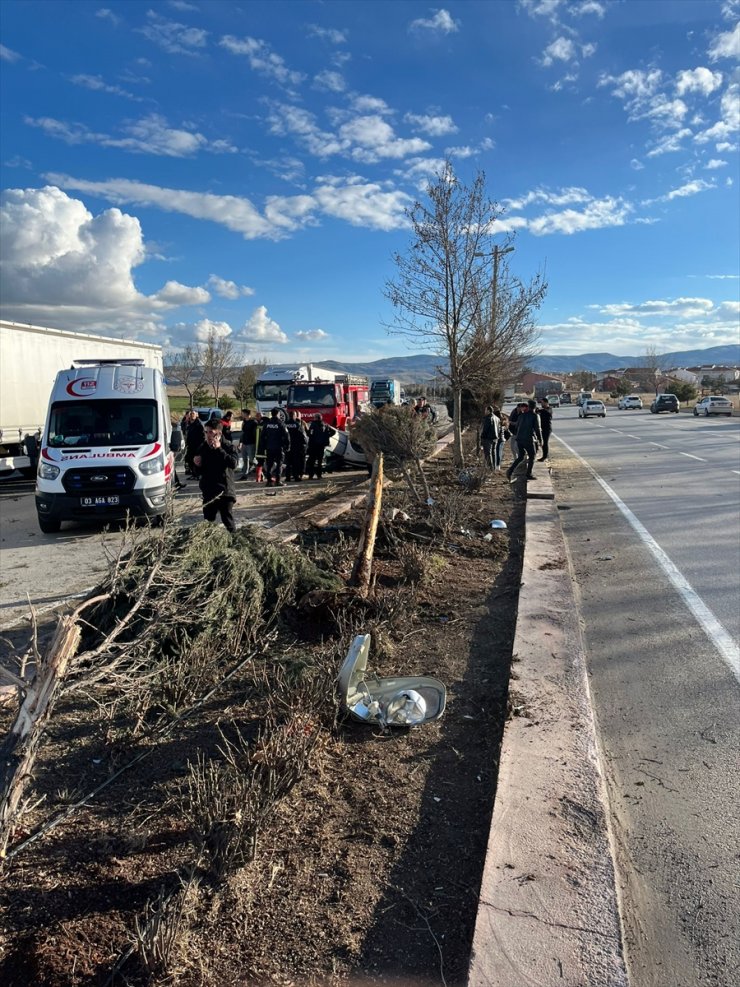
<box><xmin>152</xmin><ymin>281</ymin><xmax>210</xmax><ymax>307</ymax></box>
<box><xmin>47</xmin><ymin>172</ymin><xmax>412</xmax><ymax>237</ymax></box>
<box><xmin>138</xmin><ymin>12</ymin><xmax>208</xmax><ymax>55</ymax></box>
<box><xmin>308</xmin><ymin>25</ymin><xmax>348</xmax><ymax>45</ymax></box>
<box><xmin>70</xmin><ymin>73</ymin><xmax>143</xmax><ymax>101</ymax></box>
<box><xmin>527</xmin><ymin>196</ymin><xmax>632</xmax><ymax>235</ymax></box>
<box><xmin>0</xmin><ymin>44</ymin><xmax>22</xmax><ymax>62</ymax></box>
<box><xmin>194</xmin><ymin>319</ymin><xmax>232</xmax><ymax>342</ymax></box>
<box><xmin>351</xmin><ymin>95</ymin><xmax>393</xmax><ymax>115</ymax></box>
<box><xmin>503</xmin><ymin>186</ymin><xmax>593</xmax><ymax>210</ymax></box>
<box><xmin>708</xmin><ymin>20</ymin><xmax>740</xmax><ymax>61</ymax></box>
<box><xmin>705</xmin><ymin>158</ymin><xmax>728</xmax><ymax>169</ymax></box>
<box><xmin>168</xmin><ymin>1</ymin><xmax>199</xmax><ymax>11</ymax></box>
<box><xmin>27</xmin><ymin>112</ymin><xmax>235</xmax><ymax>157</ymax></box>
<box><xmin>694</xmin><ymin>83</ymin><xmax>740</xmax><ymax>144</ymax></box>
<box><xmin>404</xmin><ymin>112</ymin><xmax>458</xmax><ymax>136</ymax></box>
<box><xmin>519</xmin><ymin>0</ymin><xmax>565</xmax><ymax>20</ymax></box>
<box><xmin>207</xmin><ymin>275</ymin><xmax>255</xmax><ymax>299</ymax></box>
<box><xmin>595</xmin><ymin>298</ymin><xmax>715</xmax><ymax>319</ymax></box>
<box><xmin>295</xmin><ymin>329</ymin><xmax>329</xmax><ymax>341</ymax></box>
<box><xmin>572</xmin><ymin>1</ymin><xmax>606</xmax><ymax>17</ymax></box>
<box><xmin>542</xmin><ymin>36</ymin><xmax>577</xmax><ymax>66</ymax></box>
<box><xmin>646</xmin><ymin>127</ymin><xmax>692</xmax><ymax>157</ymax></box>
<box><xmin>0</xmin><ymin>186</ymin><xmax>205</xmax><ymax>333</ymax></box>
<box><xmin>409</xmin><ymin>9</ymin><xmax>460</xmax><ymax>34</ymax></box>
<box><xmin>339</xmin><ymin>115</ymin><xmax>431</xmax><ymax>161</ymax></box>
<box><xmin>95</xmin><ymin>8</ymin><xmax>121</xmax><ymax>27</ymax></box>
<box><xmin>675</xmin><ymin>67</ymin><xmax>723</xmax><ymax>96</ymax></box>
<box><xmin>630</xmin><ymin>158</ymin><xmax>645</xmax><ymax>170</ymax></box>
<box><xmin>659</xmin><ymin>179</ymin><xmax>716</xmax><ymax>201</ymax></box>
<box><xmin>314</xmin><ymin>70</ymin><xmax>345</xmax><ymax>92</ymax></box>
<box><xmin>241</xmin><ymin>306</ymin><xmax>288</xmax><ymax>346</ymax></box>
<box><xmin>220</xmin><ymin>35</ymin><xmax>305</xmax><ymax>87</ymax></box>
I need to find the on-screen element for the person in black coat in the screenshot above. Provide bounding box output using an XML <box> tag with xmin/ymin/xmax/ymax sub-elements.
<box><xmin>506</xmin><ymin>400</ymin><xmax>542</xmax><ymax>482</ymax></box>
<box><xmin>261</xmin><ymin>407</ymin><xmax>290</xmax><ymax>486</ymax></box>
<box><xmin>285</xmin><ymin>410</ymin><xmax>309</xmax><ymax>481</ymax></box>
<box><xmin>185</xmin><ymin>411</ymin><xmax>205</xmax><ymax>477</ymax></box>
<box><xmin>306</xmin><ymin>414</ymin><xmax>332</xmax><ymax>479</ymax></box>
<box><xmin>193</xmin><ymin>421</ymin><xmax>238</xmax><ymax>531</ymax></box>
<box><xmin>479</xmin><ymin>405</ymin><xmax>500</xmax><ymax>470</ymax></box>
<box><xmin>538</xmin><ymin>398</ymin><xmax>553</xmax><ymax>461</ymax></box>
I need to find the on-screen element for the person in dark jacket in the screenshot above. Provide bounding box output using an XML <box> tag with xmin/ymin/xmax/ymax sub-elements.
<box><xmin>285</xmin><ymin>410</ymin><xmax>308</xmax><ymax>481</ymax></box>
<box><xmin>261</xmin><ymin>407</ymin><xmax>290</xmax><ymax>486</ymax></box>
<box><xmin>220</xmin><ymin>410</ymin><xmax>234</xmax><ymax>443</ymax></box>
<box><xmin>506</xmin><ymin>400</ymin><xmax>542</xmax><ymax>482</ymax></box>
<box><xmin>193</xmin><ymin>421</ymin><xmax>238</xmax><ymax>531</ymax></box>
<box><xmin>306</xmin><ymin>414</ymin><xmax>332</xmax><ymax>479</ymax></box>
<box><xmin>538</xmin><ymin>398</ymin><xmax>553</xmax><ymax>461</ymax></box>
<box><xmin>492</xmin><ymin>405</ymin><xmax>505</xmax><ymax>470</ymax></box>
<box><xmin>238</xmin><ymin>409</ymin><xmax>259</xmax><ymax>479</ymax></box>
<box><xmin>479</xmin><ymin>405</ymin><xmax>500</xmax><ymax>470</ymax></box>
<box><xmin>185</xmin><ymin>411</ymin><xmax>205</xmax><ymax>477</ymax></box>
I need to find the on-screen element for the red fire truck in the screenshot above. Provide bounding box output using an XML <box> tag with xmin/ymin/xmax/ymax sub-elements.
<box><xmin>287</xmin><ymin>374</ymin><xmax>369</xmax><ymax>431</ymax></box>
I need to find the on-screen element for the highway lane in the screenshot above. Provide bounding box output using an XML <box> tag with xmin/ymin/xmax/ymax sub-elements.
<box><xmin>540</xmin><ymin>404</ymin><xmax>739</xmax><ymax>987</ymax></box>
<box><xmin>552</xmin><ymin>405</ymin><xmax>740</xmax><ymax>651</ymax></box>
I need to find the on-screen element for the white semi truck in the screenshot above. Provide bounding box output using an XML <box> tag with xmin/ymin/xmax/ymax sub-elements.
<box><xmin>0</xmin><ymin>320</ymin><xmax>163</xmax><ymax>476</ymax></box>
<box><xmin>253</xmin><ymin>364</ymin><xmax>343</xmax><ymax>419</ymax></box>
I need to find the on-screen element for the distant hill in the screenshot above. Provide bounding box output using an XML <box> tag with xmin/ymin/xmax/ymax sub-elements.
<box><xmin>529</xmin><ymin>344</ymin><xmax>740</xmax><ymax>374</ymax></box>
<box><xmin>274</xmin><ymin>344</ymin><xmax>740</xmax><ymax>382</ymax></box>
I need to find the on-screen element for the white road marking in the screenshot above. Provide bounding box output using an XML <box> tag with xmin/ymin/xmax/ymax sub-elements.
<box><xmin>650</xmin><ymin>442</ymin><xmax>670</xmax><ymax>449</ymax></box>
<box><xmin>679</xmin><ymin>452</ymin><xmax>706</xmax><ymax>461</ymax></box>
<box><xmin>556</xmin><ymin>435</ymin><xmax>740</xmax><ymax>684</ymax></box>
<box><xmin>732</xmin><ymin>470</ymin><xmax>740</xmax><ymax>475</ymax></box>
<box><xmin>624</xmin><ymin>434</ymin><xmax>640</xmax><ymax>440</ymax></box>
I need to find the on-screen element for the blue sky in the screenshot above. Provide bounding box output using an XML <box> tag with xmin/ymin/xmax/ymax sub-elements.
<box><xmin>1</xmin><ymin>0</ymin><xmax>738</xmax><ymax>362</ymax></box>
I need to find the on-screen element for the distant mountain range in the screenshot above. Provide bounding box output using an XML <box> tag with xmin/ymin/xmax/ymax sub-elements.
<box><xmin>293</xmin><ymin>344</ymin><xmax>740</xmax><ymax>382</ymax></box>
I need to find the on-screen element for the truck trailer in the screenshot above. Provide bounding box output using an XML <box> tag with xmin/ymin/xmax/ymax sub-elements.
<box><xmin>0</xmin><ymin>320</ymin><xmax>163</xmax><ymax>475</ymax></box>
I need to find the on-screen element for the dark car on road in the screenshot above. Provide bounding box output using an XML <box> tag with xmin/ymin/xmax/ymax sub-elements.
<box><xmin>650</xmin><ymin>394</ymin><xmax>680</xmax><ymax>414</ymax></box>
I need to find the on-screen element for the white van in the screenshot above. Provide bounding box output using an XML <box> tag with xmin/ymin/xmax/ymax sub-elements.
<box><xmin>35</xmin><ymin>359</ymin><xmax>174</xmax><ymax>533</ymax></box>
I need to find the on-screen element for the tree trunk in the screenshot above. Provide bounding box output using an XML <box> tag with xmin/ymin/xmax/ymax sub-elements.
<box><xmin>350</xmin><ymin>454</ymin><xmax>384</xmax><ymax>595</ymax></box>
<box><xmin>0</xmin><ymin>615</ymin><xmax>81</xmax><ymax>855</ymax></box>
<box><xmin>452</xmin><ymin>387</ymin><xmax>464</xmax><ymax>468</ymax></box>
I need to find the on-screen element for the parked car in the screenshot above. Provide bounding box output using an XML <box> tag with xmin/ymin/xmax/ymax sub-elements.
<box><xmin>545</xmin><ymin>393</ymin><xmax>560</xmax><ymax>407</ymax></box>
<box><xmin>693</xmin><ymin>395</ymin><xmax>733</xmax><ymax>417</ymax></box>
<box><xmin>650</xmin><ymin>394</ymin><xmax>679</xmax><ymax>414</ymax></box>
<box><xmin>579</xmin><ymin>399</ymin><xmax>606</xmax><ymax>419</ymax></box>
<box><xmin>618</xmin><ymin>395</ymin><xmax>643</xmax><ymax>410</ymax></box>
<box><xmin>194</xmin><ymin>406</ymin><xmax>223</xmax><ymax>422</ymax></box>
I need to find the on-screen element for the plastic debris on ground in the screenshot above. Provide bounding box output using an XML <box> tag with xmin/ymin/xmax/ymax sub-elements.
<box><xmin>338</xmin><ymin>634</ymin><xmax>446</xmax><ymax>729</ymax></box>
<box><xmin>489</xmin><ymin>519</ymin><xmax>507</xmax><ymax>529</ymax></box>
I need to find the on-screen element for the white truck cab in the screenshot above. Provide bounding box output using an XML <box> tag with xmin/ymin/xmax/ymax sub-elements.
<box><xmin>35</xmin><ymin>359</ymin><xmax>174</xmax><ymax>533</ymax></box>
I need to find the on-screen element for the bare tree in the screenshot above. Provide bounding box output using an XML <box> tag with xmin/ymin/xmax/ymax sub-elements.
<box><xmin>385</xmin><ymin>162</ymin><xmax>545</xmax><ymax>467</ymax></box>
<box><xmin>233</xmin><ymin>359</ymin><xmax>268</xmax><ymax>410</ymax></box>
<box><xmin>643</xmin><ymin>345</ymin><xmax>664</xmax><ymax>395</ymax></box>
<box><xmin>464</xmin><ymin>248</ymin><xmax>546</xmax><ymax>403</ymax></box>
<box><xmin>164</xmin><ymin>345</ymin><xmax>202</xmax><ymax>406</ymax></box>
<box><xmin>201</xmin><ymin>329</ymin><xmax>242</xmax><ymax>405</ymax></box>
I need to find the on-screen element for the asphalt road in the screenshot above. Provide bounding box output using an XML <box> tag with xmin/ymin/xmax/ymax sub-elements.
<box><xmin>543</xmin><ymin>404</ymin><xmax>740</xmax><ymax>987</ymax></box>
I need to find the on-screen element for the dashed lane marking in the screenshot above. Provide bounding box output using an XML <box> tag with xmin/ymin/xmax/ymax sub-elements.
<box><xmin>679</xmin><ymin>453</ymin><xmax>706</xmax><ymax>461</ymax></box>
<box><xmin>650</xmin><ymin>442</ymin><xmax>670</xmax><ymax>449</ymax></box>
<box><xmin>556</xmin><ymin>435</ymin><xmax>740</xmax><ymax>684</ymax></box>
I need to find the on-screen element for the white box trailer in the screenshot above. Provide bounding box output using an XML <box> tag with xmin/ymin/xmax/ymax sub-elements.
<box><xmin>0</xmin><ymin>320</ymin><xmax>163</xmax><ymax>474</ymax></box>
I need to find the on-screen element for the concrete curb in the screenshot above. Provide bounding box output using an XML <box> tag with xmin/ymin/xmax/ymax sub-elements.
<box><xmin>467</xmin><ymin>469</ymin><xmax>628</xmax><ymax>987</ymax></box>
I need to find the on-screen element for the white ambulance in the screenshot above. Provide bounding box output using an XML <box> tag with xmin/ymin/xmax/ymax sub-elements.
<box><xmin>35</xmin><ymin>359</ymin><xmax>174</xmax><ymax>533</ymax></box>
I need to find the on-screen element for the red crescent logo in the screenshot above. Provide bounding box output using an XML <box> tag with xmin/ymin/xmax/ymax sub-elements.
<box><xmin>66</xmin><ymin>378</ymin><xmax>97</xmax><ymax>397</ymax></box>
<box><xmin>142</xmin><ymin>442</ymin><xmax>162</xmax><ymax>459</ymax></box>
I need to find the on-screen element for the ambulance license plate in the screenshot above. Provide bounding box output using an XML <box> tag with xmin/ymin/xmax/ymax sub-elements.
<box><xmin>81</xmin><ymin>495</ymin><xmax>120</xmax><ymax>506</ymax></box>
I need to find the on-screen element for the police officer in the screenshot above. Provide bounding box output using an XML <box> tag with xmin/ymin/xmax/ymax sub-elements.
<box><xmin>285</xmin><ymin>410</ymin><xmax>308</xmax><ymax>481</ymax></box>
<box><xmin>261</xmin><ymin>408</ymin><xmax>290</xmax><ymax>486</ymax></box>
<box><xmin>306</xmin><ymin>414</ymin><xmax>331</xmax><ymax>479</ymax></box>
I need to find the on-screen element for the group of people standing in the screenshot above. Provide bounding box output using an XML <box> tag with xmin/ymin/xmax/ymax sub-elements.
<box><xmin>179</xmin><ymin>407</ymin><xmax>333</xmax><ymax>531</ymax></box>
<box><xmin>479</xmin><ymin>397</ymin><xmax>553</xmax><ymax>482</ymax></box>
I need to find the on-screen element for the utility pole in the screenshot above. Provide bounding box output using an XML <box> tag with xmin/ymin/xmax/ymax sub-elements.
<box><xmin>490</xmin><ymin>244</ymin><xmax>515</xmax><ymax>331</ymax></box>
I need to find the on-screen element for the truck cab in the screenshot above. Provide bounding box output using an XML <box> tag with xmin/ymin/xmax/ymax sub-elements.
<box><xmin>287</xmin><ymin>376</ymin><xmax>369</xmax><ymax>432</ymax></box>
<box><xmin>35</xmin><ymin>359</ymin><xmax>174</xmax><ymax>532</ymax></box>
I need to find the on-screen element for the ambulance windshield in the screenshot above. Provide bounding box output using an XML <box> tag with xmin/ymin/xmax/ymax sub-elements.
<box><xmin>47</xmin><ymin>400</ymin><xmax>159</xmax><ymax>447</ymax></box>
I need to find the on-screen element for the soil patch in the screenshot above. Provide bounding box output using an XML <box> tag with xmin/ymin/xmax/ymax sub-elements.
<box><xmin>1</xmin><ymin>444</ymin><xmax>525</xmax><ymax>986</ymax></box>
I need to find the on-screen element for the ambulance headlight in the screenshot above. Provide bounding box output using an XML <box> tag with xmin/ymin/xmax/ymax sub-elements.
<box><xmin>38</xmin><ymin>462</ymin><xmax>60</xmax><ymax>480</ymax></box>
<box><xmin>140</xmin><ymin>454</ymin><xmax>164</xmax><ymax>475</ymax></box>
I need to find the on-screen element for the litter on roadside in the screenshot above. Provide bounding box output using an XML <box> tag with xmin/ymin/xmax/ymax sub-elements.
<box><xmin>338</xmin><ymin>634</ymin><xmax>446</xmax><ymax>728</ymax></box>
<box><xmin>489</xmin><ymin>519</ymin><xmax>507</xmax><ymax>529</ymax></box>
